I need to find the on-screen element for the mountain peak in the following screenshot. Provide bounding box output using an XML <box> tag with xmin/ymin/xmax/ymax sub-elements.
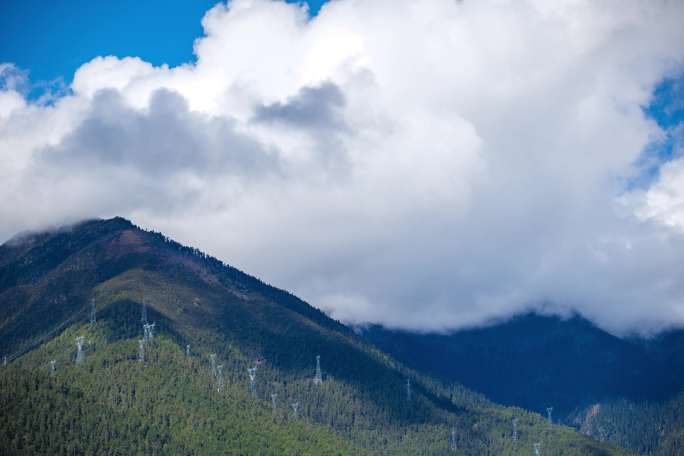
<box><xmin>97</xmin><ymin>215</ymin><xmax>136</xmax><ymax>230</ymax></box>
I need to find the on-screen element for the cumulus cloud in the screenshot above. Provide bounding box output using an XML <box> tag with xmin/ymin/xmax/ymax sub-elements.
<box><xmin>43</xmin><ymin>88</ymin><xmax>280</xmax><ymax>177</ymax></box>
<box><xmin>254</xmin><ymin>82</ymin><xmax>346</xmax><ymax>130</ymax></box>
<box><xmin>633</xmin><ymin>125</ymin><xmax>684</xmax><ymax>227</ymax></box>
<box><xmin>0</xmin><ymin>64</ymin><xmax>27</xmax><ymax>118</ymax></box>
<box><xmin>2</xmin><ymin>0</ymin><xmax>684</xmax><ymax>335</ymax></box>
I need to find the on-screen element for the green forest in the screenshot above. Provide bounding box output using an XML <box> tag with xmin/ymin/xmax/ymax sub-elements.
<box><xmin>570</xmin><ymin>393</ymin><xmax>684</xmax><ymax>456</ymax></box>
<box><xmin>1</xmin><ymin>318</ymin><xmax>628</xmax><ymax>455</ymax></box>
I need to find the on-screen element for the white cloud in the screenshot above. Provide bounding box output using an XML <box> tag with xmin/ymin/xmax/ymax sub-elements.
<box><xmin>634</xmin><ymin>125</ymin><xmax>684</xmax><ymax>228</ymax></box>
<box><xmin>0</xmin><ymin>64</ymin><xmax>27</xmax><ymax>118</ymax></box>
<box><xmin>2</xmin><ymin>0</ymin><xmax>684</xmax><ymax>335</ymax></box>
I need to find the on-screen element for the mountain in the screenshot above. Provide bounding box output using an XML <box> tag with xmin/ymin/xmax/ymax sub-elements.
<box><xmin>362</xmin><ymin>314</ymin><xmax>684</xmax><ymax>416</ymax></box>
<box><xmin>362</xmin><ymin>314</ymin><xmax>684</xmax><ymax>454</ymax></box>
<box><xmin>0</xmin><ymin>217</ymin><xmax>631</xmax><ymax>455</ymax></box>
<box><xmin>569</xmin><ymin>329</ymin><xmax>684</xmax><ymax>455</ymax></box>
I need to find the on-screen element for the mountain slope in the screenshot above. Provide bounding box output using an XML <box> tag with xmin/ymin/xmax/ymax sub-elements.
<box><xmin>0</xmin><ymin>217</ymin><xmax>632</xmax><ymax>455</ymax></box>
<box><xmin>569</xmin><ymin>389</ymin><xmax>684</xmax><ymax>456</ymax></box>
<box><xmin>362</xmin><ymin>314</ymin><xmax>684</xmax><ymax>418</ymax></box>
<box><xmin>1</xmin><ymin>330</ymin><xmax>364</xmax><ymax>455</ymax></box>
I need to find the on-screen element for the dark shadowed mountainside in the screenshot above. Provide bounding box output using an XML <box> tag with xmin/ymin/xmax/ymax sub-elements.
<box><xmin>362</xmin><ymin>314</ymin><xmax>684</xmax><ymax>455</ymax></box>
<box><xmin>362</xmin><ymin>314</ymin><xmax>684</xmax><ymax>416</ymax></box>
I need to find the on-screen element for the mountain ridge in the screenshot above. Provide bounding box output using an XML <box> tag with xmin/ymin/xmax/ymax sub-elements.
<box><xmin>362</xmin><ymin>312</ymin><xmax>684</xmax><ymax>418</ymax></box>
<box><xmin>0</xmin><ymin>217</ymin><xmax>633</xmax><ymax>455</ymax></box>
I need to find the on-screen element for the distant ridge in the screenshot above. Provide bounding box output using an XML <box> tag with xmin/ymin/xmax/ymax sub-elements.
<box><xmin>363</xmin><ymin>312</ymin><xmax>684</xmax><ymax>416</ymax></box>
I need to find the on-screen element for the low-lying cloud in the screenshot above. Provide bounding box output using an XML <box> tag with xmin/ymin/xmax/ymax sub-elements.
<box><xmin>2</xmin><ymin>0</ymin><xmax>684</xmax><ymax>335</ymax></box>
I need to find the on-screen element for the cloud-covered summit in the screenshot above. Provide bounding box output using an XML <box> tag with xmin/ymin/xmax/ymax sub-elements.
<box><xmin>2</xmin><ymin>0</ymin><xmax>684</xmax><ymax>335</ymax></box>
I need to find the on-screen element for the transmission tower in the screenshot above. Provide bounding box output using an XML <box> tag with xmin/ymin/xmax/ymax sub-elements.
<box><xmin>450</xmin><ymin>427</ymin><xmax>457</xmax><ymax>451</ymax></box>
<box><xmin>216</xmin><ymin>364</ymin><xmax>224</xmax><ymax>393</ymax></box>
<box><xmin>597</xmin><ymin>425</ymin><xmax>607</xmax><ymax>442</ymax></box>
<box><xmin>248</xmin><ymin>366</ymin><xmax>257</xmax><ymax>397</ymax></box>
<box><xmin>291</xmin><ymin>402</ymin><xmax>299</xmax><ymax>419</ymax></box>
<box><xmin>90</xmin><ymin>298</ymin><xmax>96</xmax><ymax>324</ymax></box>
<box><xmin>271</xmin><ymin>393</ymin><xmax>278</xmax><ymax>411</ymax></box>
<box><xmin>50</xmin><ymin>360</ymin><xmax>56</xmax><ymax>373</ymax></box>
<box><xmin>138</xmin><ymin>339</ymin><xmax>145</xmax><ymax>362</ymax></box>
<box><xmin>3</xmin><ymin>355</ymin><xmax>6</xmax><ymax>366</ymax></box>
<box><xmin>210</xmin><ymin>354</ymin><xmax>217</xmax><ymax>377</ymax></box>
<box><xmin>143</xmin><ymin>322</ymin><xmax>155</xmax><ymax>342</ymax></box>
<box><xmin>313</xmin><ymin>355</ymin><xmax>323</xmax><ymax>385</ymax></box>
<box><xmin>406</xmin><ymin>378</ymin><xmax>411</xmax><ymax>401</ymax></box>
<box><xmin>75</xmin><ymin>336</ymin><xmax>85</xmax><ymax>364</ymax></box>
<box><xmin>186</xmin><ymin>344</ymin><xmax>191</xmax><ymax>357</ymax></box>
<box><xmin>512</xmin><ymin>418</ymin><xmax>519</xmax><ymax>441</ymax></box>
<box><xmin>534</xmin><ymin>442</ymin><xmax>542</xmax><ymax>456</ymax></box>
<box><xmin>141</xmin><ymin>298</ymin><xmax>148</xmax><ymax>323</ymax></box>
<box><xmin>546</xmin><ymin>406</ymin><xmax>553</xmax><ymax>424</ymax></box>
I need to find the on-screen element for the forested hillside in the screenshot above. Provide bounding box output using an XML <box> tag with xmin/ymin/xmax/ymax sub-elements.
<box><xmin>570</xmin><ymin>391</ymin><xmax>684</xmax><ymax>456</ymax></box>
<box><xmin>0</xmin><ymin>217</ymin><xmax>631</xmax><ymax>455</ymax></box>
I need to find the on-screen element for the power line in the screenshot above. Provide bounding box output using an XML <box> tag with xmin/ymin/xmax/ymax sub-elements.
<box><xmin>6</xmin><ymin>304</ymin><xmax>89</xmax><ymax>363</ymax></box>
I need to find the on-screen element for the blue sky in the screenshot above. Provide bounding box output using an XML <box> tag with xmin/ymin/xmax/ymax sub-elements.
<box><xmin>632</xmin><ymin>76</ymin><xmax>684</xmax><ymax>189</ymax></box>
<box><xmin>0</xmin><ymin>0</ymin><xmax>328</xmax><ymax>86</ymax></box>
<box><xmin>647</xmin><ymin>78</ymin><xmax>684</xmax><ymax>129</ymax></box>
<box><xmin>1</xmin><ymin>0</ymin><xmax>679</xmax><ymax>134</ymax></box>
